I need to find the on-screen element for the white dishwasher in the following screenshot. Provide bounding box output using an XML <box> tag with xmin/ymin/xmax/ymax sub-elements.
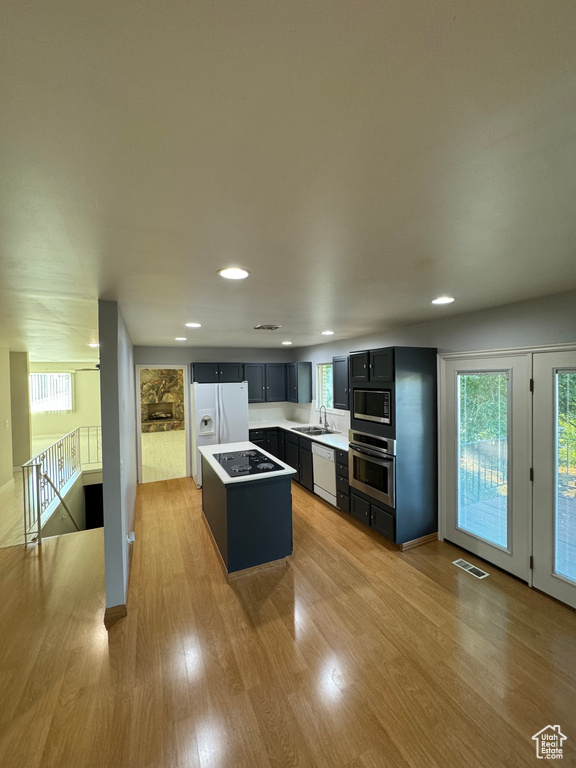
<box><xmin>312</xmin><ymin>443</ymin><xmax>337</xmax><ymax>507</ymax></box>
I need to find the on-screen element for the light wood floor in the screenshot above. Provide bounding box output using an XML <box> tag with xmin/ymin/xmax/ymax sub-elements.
<box><xmin>141</xmin><ymin>429</ymin><xmax>187</xmax><ymax>483</ymax></box>
<box><xmin>1</xmin><ymin>480</ymin><xmax>575</xmax><ymax>767</ymax></box>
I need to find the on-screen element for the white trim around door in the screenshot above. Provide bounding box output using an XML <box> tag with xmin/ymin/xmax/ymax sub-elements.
<box><xmin>439</xmin><ymin>353</ymin><xmax>533</xmax><ymax>582</ymax></box>
<box><xmin>135</xmin><ymin>364</ymin><xmax>191</xmax><ymax>484</ymax></box>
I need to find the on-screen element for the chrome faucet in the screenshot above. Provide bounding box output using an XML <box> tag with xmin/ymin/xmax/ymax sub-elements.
<box><xmin>319</xmin><ymin>405</ymin><xmax>329</xmax><ymax>429</ymax></box>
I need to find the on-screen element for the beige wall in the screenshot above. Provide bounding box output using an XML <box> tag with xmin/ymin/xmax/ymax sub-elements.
<box><xmin>0</xmin><ymin>348</ymin><xmax>14</xmax><ymax>488</ymax></box>
<box><xmin>30</xmin><ymin>363</ymin><xmax>101</xmax><ymax>439</ymax></box>
<box><xmin>10</xmin><ymin>351</ymin><xmax>31</xmax><ymax>466</ymax></box>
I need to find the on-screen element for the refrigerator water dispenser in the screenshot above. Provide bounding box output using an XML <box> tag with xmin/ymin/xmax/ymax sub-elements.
<box><xmin>198</xmin><ymin>410</ymin><xmax>215</xmax><ymax>436</ymax></box>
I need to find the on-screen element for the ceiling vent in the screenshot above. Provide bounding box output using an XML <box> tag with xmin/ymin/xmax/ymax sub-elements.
<box><xmin>253</xmin><ymin>324</ymin><xmax>282</xmax><ymax>331</ymax></box>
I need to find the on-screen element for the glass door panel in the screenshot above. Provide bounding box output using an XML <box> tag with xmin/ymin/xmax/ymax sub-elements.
<box><xmin>533</xmin><ymin>352</ymin><xmax>576</xmax><ymax>608</ymax></box>
<box><xmin>555</xmin><ymin>371</ymin><xmax>576</xmax><ymax>582</ymax></box>
<box><xmin>457</xmin><ymin>372</ymin><xmax>509</xmax><ymax>549</ymax></box>
<box><xmin>441</xmin><ymin>355</ymin><xmax>531</xmax><ymax>581</ymax></box>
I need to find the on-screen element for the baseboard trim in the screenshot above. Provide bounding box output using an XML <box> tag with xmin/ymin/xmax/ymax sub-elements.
<box><xmin>400</xmin><ymin>532</ymin><xmax>438</xmax><ymax>552</ymax></box>
<box><xmin>104</xmin><ymin>604</ymin><xmax>127</xmax><ymax>629</ymax></box>
<box><xmin>227</xmin><ymin>557</ymin><xmax>288</xmax><ymax>583</ymax></box>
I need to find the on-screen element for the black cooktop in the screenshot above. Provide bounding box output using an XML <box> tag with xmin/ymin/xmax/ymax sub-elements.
<box><xmin>214</xmin><ymin>450</ymin><xmax>283</xmax><ymax>477</ymax></box>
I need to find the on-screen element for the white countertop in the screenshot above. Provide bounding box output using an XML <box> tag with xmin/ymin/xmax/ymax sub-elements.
<box><xmin>199</xmin><ymin>441</ymin><xmax>297</xmax><ymax>485</ymax></box>
<box><xmin>248</xmin><ymin>420</ymin><xmax>349</xmax><ymax>451</ymax></box>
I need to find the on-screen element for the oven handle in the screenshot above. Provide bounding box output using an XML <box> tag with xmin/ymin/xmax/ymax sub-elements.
<box><xmin>349</xmin><ymin>444</ymin><xmax>394</xmax><ymax>461</ymax></box>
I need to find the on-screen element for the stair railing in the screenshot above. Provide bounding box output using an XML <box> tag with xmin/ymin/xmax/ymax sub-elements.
<box><xmin>21</xmin><ymin>426</ymin><xmax>101</xmax><ymax>545</ymax></box>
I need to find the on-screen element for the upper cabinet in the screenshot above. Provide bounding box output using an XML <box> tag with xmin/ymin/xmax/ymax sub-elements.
<box><xmin>192</xmin><ymin>363</ymin><xmax>244</xmax><ymax>383</ymax></box>
<box><xmin>332</xmin><ymin>355</ymin><xmax>349</xmax><ymax>410</ymax></box>
<box><xmin>265</xmin><ymin>363</ymin><xmax>287</xmax><ymax>402</ymax></box>
<box><xmin>350</xmin><ymin>352</ymin><xmax>369</xmax><ymax>383</ymax></box>
<box><xmin>350</xmin><ymin>348</ymin><xmax>394</xmax><ymax>383</ymax></box>
<box><xmin>369</xmin><ymin>348</ymin><xmax>394</xmax><ymax>382</ymax></box>
<box><xmin>193</xmin><ymin>359</ymin><xmax>312</xmax><ymax>404</ymax></box>
<box><xmin>219</xmin><ymin>363</ymin><xmax>245</xmax><ymax>382</ymax></box>
<box><xmin>245</xmin><ymin>363</ymin><xmax>290</xmax><ymax>403</ymax></box>
<box><xmin>244</xmin><ymin>363</ymin><xmax>266</xmax><ymax>402</ymax></box>
<box><xmin>192</xmin><ymin>363</ymin><xmax>219</xmax><ymax>383</ymax></box>
<box><xmin>286</xmin><ymin>362</ymin><xmax>312</xmax><ymax>403</ymax></box>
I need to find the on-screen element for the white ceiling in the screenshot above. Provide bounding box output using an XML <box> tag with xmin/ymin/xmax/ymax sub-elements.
<box><xmin>1</xmin><ymin>1</ymin><xmax>576</xmax><ymax>361</ymax></box>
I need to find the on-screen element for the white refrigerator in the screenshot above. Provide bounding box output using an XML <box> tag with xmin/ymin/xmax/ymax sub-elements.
<box><xmin>191</xmin><ymin>381</ymin><xmax>249</xmax><ymax>487</ymax></box>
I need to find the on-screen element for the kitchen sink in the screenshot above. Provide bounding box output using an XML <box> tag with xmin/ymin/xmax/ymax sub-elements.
<box><xmin>291</xmin><ymin>426</ymin><xmax>339</xmax><ymax>436</ymax></box>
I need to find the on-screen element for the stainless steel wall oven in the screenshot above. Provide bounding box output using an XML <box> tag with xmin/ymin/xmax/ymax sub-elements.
<box><xmin>348</xmin><ymin>429</ymin><xmax>395</xmax><ymax>508</ymax></box>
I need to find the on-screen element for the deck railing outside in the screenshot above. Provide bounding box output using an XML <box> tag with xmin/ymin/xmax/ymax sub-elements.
<box><xmin>22</xmin><ymin>426</ymin><xmax>102</xmax><ymax>545</ymax></box>
<box><xmin>459</xmin><ymin>437</ymin><xmax>508</xmax><ymax>505</ymax></box>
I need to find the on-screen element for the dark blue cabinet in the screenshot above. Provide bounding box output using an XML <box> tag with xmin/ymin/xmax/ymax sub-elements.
<box><xmin>350</xmin><ymin>349</ymin><xmax>394</xmax><ymax>384</ymax></box>
<box><xmin>369</xmin><ymin>348</ymin><xmax>394</xmax><ymax>382</ymax></box>
<box><xmin>265</xmin><ymin>429</ymin><xmax>279</xmax><ymax>457</ymax></box>
<box><xmin>218</xmin><ymin>363</ymin><xmax>244</xmax><ymax>382</ymax></box>
<box><xmin>245</xmin><ymin>364</ymin><xmax>266</xmax><ymax>403</ymax></box>
<box><xmin>193</xmin><ymin>362</ymin><xmax>244</xmax><ymax>383</ymax></box>
<box><xmin>299</xmin><ymin>443</ymin><xmax>313</xmax><ymax>492</ymax></box>
<box><xmin>285</xmin><ymin>433</ymin><xmax>300</xmax><ymax>483</ymax></box>
<box><xmin>350</xmin><ymin>352</ymin><xmax>369</xmax><ymax>383</ymax></box>
<box><xmin>192</xmin><ymin>363</ymin><xmax>219</xmax><ymax>383</ymax></box>
<box><xmin>265</xmin><ymin>364</ymin><xmax>287</xmax><ymax>402</ymax></box>
<box><xmin>286</xmin><ymin>362</ymin><xmax>312</xmax><ymax>403</ymax></box>
<box><xmin>332</xmin><ymin>355</ymin><xmax>349</xmax><ymax>410</ymax></box>
<box><xmin>247</xmin><ymin>363</ymin><xmax>288</xmax><ymax>403</ymax></box>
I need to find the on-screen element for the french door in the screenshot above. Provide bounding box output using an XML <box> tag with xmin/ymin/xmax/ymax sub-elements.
<box><xmin>441</xmin><ymin>355</ymin><xmax>532</xmax><ymax>581</ymax></box>
<box><xmin>532</xmin><ymin>351</ymin><xmax>576</xmax><ymax>609</ymax></box>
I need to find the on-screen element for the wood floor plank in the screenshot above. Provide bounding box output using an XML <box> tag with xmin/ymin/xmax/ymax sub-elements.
<box><xmin>1</xmin><ymin>479</ymin><xmax>575</xmax><ymax>767</ymax></box>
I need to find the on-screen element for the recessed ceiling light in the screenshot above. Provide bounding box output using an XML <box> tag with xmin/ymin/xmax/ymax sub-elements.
<box><xmin>185</xmin><ymin>322</ymin><xmax>202</xmax><ymax>328</ymax></box>
<box><xmin>218</xmin><ymin>267</ymin><xmax>250</xmax><ymax>280</ymax></box>
<box><xmin>432</xmin><ymin>296</ymin><xmax>455</xmax><ymax>305</ymax></box>
<box><xmin>321</xmin><ymin>330</ymin><xmax>334</xmax><ymax>336</ymax></box>
<box><xmin>88</xmin><ymin>343</ymin><xmax>100</xmax><ymax>348</ymax></box>
<box><xmin>282</xmin><ymin>341</ymin><xmax>293</xmax><ymax>346</ymax></box>
<box><xmin>175</xmin><ymin>337</ymin><xmax>187</xmax><ymax>341</ymax></box>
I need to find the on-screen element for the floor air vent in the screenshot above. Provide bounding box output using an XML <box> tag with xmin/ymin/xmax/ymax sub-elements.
<box><xmin>452</xmin><ymin>558</ymin><xmax>489</xmax><ymax>579</ymax></box>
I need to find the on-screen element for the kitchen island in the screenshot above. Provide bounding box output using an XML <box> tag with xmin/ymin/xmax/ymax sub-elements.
<box><xmin>199</xmin><ymin>442</ymin><xmax>296</xmax><ymax>577</ymax></box>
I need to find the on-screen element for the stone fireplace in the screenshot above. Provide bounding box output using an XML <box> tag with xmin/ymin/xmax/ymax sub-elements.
<box><xmin>140</xmin><ymin>369</ymin><xmax>185</xmax><ymax>433</ymax></box>
<box><xmin>146</xmin><ymin>402</ymin><xmax>174</xmax><ymax>421</ymax></box>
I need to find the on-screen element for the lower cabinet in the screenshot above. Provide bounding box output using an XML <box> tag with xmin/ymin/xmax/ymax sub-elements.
<box><xmin>283</xmin><ymin>431</ymin><xmax>315</xmax><ymax>490</ymax></box>
<box><xmin>248</xmin><ymin>429</ymin><xmax>265</xmax><ymax>449</ymax></box>
<box><xmin>350</xmin><ymin>490</ymin><xmax>396</xmax><ymax>541</ymax></box>
<box><xmin>335</xmin><ymin>449</ymin><xmax>349</xmax><ymax>513</ymax></box>
<box><xmin>249</xmin><ymin>428</ymin><xmax>282</xmax><ymax>459</ymax></box>
<box><xmin>350</xmin><ymin>493</ymin><xmax>370</xmax><ymax>525</ymax></box>
<box><xmin>265</xmin><ymin>429</ymin><xmax>279</xmax><ymax>458</ymax></box>
<box><xmin>336</xmin><ymin>491</ymin><xmax>350</xmax><ymax>513</ymax></box>
<box><xmin>299</xmin><ymin>444</ymin><xmax>313</xmax><ymax>492</ymax></box>
<box><xmin>371</xmin><ymin>502</ymin><xmax>395</xmax><ymax>540</ymax></box>
<box><xmin>285</xmin><ymin>435</ymin><xmax>300</xmax><ymax>484</ymax></box>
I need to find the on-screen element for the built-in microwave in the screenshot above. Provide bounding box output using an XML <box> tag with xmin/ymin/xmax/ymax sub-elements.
<box><xmin>353</xmin><ymin>389</ymin><xmax>391</xmax><ymax>425</ymax></box>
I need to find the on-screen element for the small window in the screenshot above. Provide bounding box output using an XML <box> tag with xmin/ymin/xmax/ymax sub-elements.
<box><xmin>316</xmin><ymin>363</ymin><xmax>333</xmax><ymax>409</ymax></box>
<box><xmin>30</xmin><ymin>373</ymin><xmax>73</xmax><ymax>413</ymax></box>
